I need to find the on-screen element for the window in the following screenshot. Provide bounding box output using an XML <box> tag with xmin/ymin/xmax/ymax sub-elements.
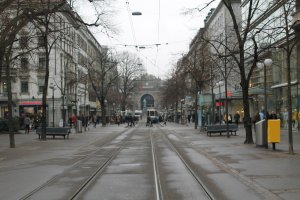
<box><xmin>20</xmin><ymin>57</ymin><xmax>28</xmax><ymax>69</ymax></box>
<box><xmin>21</xmin><ymin>81</ymin><xmax>28</xmax><ymax>93</ymax></box>
<box><xmin>38</xmin><ymin>79</ymin><xmax>44</xmax><ymax>93</ymax></box>
<box><xmin>19</xmin><ymin>36</ymin><xmax>28</xmax><ymax>48</ymax></box>
<box><xmin>38</xmin><ymin>54</ymin><xmax>46</xmax><ymax>69</ymax></box>
<box><xmin>2</xmin><ymin>82</ymin><xmax>7</xmax><ymax>93</ymax></box>
<box><xmin>38</xmin><ymin>35</ymin><xmax>44</xmax><ymax>47</ymax></box>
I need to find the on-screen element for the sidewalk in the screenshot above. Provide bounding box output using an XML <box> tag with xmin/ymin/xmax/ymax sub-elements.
<box><xmin>1</xmin><ymin>123</ymin><xmax>300</xmax><ymax>199</ymax></box>
<box><xmin>171</xmin><ymin>123</ymin><xmax>300</xmax><ymax>199</ymax></box>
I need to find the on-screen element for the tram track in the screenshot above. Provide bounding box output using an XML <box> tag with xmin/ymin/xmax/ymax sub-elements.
<box><xmin>19</xmin><ymin>128</ymin><xmax>135</xmax><ymax>200</ymax></box>
<box><xmin>156</xmin><ymin>126</ymin><xmax>215</xmax><ymax>200</ymax></box>
<box><xmin>150</xmin><ymin>129</ymin><xmax>163</xmax><ymax>200</ymax></box>
<box><xmin>162</xmin><ymin>128</ymin><xmax>282</xmax><ymax>200</ymax></box>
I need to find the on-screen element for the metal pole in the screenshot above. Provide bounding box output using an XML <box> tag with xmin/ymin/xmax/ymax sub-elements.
<box><xmin>219</xmin><ymin>84</ymin><xmax>221</xmax><ymax>125</ymax></box>
<box><xmin>181</xmin><ymin>101</ymin><xmax>183</xmax><ymax>124</ymax></box>
<box><xmin>52</xmin><ymin>88</ymin><xmax>55</xmax><ymax>127</ymax></box>
<box><xmin>264</xmin><ymin>63</ymin><xmax>268</xmax><ymax>149</ymax></box>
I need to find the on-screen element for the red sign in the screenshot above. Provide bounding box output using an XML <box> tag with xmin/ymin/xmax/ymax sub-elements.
<box><xmin>216</xmin><ymin>102</ymin><xmax>223</xmax><ymax>107</ymax></box>
<box><xmin>19</xmin><ymin>101</ymin><xmax>43</xmax><ymax>106</ymax></box>
<box><xmin>227</xmin><ymin>91</ymin><xmax>233</xmax><ymax>97</ymax></box>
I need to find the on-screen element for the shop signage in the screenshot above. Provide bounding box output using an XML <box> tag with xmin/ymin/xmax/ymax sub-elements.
<box><xmin>19</xmin><ymin>101</ymin><xmax>43</xmax><ymax>105</ymax></box>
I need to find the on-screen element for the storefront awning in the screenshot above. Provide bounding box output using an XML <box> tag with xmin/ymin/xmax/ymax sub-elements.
<box><xmin>271</xmin><ymin>80</ymin><xmax>297</xmax><ymax>89</ymax></box>
<box><xmin>19</xmin><ymin>101</ymin><xmax>43</xmax><ymax>106</ymax></box>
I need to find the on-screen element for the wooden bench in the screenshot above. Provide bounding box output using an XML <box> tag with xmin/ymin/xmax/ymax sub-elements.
<box><xmin>206</xmin><ymin>124</ymin><xmax>238</xmax><ymax>136</ymax></box>
<box><xmin>36</xmin><ymin>127</ymin><xmax>71</xmax><ymax>139</ymax></box>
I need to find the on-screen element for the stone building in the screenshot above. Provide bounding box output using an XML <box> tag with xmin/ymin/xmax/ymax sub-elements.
<box><xmin>0</xmin><ymin>3</ymin><xmax>106</xmax><ymax>127</ymax></box>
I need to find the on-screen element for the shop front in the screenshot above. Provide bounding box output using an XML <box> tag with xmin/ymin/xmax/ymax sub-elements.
<box><xmin>19</xmin><ymin>101</ymin><xmax>48</xmax><ymax>127</ymax></box>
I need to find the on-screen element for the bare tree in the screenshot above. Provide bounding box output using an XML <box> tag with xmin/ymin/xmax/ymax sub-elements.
<box><xmin>117</xmin><ymin>51</ymin><xmax>145</xmax><ymax>111</ymax></box>
<box><xmin>271</xmin><ymin>1</ymin><xmax>298</xmax><ymax>153</ymax></box>
<box><xmin>0</xmin><ymin>0</ymin><xmax>116</xmax><ymax>146</ymax></box>
<box><xmin>160</xmin><ymin>63</ymin><xmax>187</xmax><ymax>123</ymax></box>
<box><xmin>182</xmin><ymin>36</ymin><xmax>212</xmax><ymax>129</ymax></box>
<box><xmin>87</xmin><ymin>50</ymin><xmax>118</xmax><ymax>126</ymax></box>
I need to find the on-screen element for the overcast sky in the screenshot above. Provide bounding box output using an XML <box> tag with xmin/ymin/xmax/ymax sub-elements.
<box><xmin>77</xmin><ymin>0</ymin><xmax>220</xmax><ymax>79</ymax></box>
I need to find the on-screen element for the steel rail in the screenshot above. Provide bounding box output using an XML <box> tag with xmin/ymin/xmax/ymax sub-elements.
<box><xmin>158</xmin><ymin>127</ymin><xmax>215</xmax><ymax>200</ymax></box>
<box><xmin>19</xmin><ymin>128</ymin><xmax>132</xmax><ymax>200</ymax></box>
<box><xmin>150</xmin><ymin>129</ymin><xmax>163</xmax><ymax>200</ymax></box>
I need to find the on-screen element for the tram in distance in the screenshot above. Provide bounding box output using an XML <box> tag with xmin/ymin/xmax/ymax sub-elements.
<box><xmin>147</xmin><ymin>108</ymin><xmax>159</xmax><ymax>123</ymax></box>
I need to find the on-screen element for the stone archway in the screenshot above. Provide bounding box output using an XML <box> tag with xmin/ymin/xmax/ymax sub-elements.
<box><xmin>140</xmin><ymin>94</ymin><xmax>154</xmax><ymax>110</ymax></box>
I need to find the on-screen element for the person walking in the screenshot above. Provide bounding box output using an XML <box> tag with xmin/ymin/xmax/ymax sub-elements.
<box><xmin>234</xmin><ymin>112</ymin><xmax>240</xmax><ymax>126</ymax></box>
<box><xmin>24</xmin><ymin>115</ymin><xmax>31</xmax><ymax>134</ymax></box>
<box><xmin>269</xmin><ymin>111</ymin><xmax>278</xmax><ymax>119</ymax></box>
<box><xmin>252</xmin><ymin>112</ymin><xmax>260</xmax><ymax>133</ymax></box>
<box><xmin>72</xmin><ymin>114</ymin><xmax>77</xmax><ymax>129</ymax></box>
<box><xmin>93</xmin><ymin>115</ymin><xmax>97</xmax><ymax>128</ymax></box>
<box><xmin>117</xmin><ymin>115</ymin><xmax>120</xmax><ymax>126</ymax></box>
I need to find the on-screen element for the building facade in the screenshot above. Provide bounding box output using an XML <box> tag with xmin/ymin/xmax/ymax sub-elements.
<box><xmin>0</xmin><ymin>5</ymin><xmax>105</xmax><ymax>127</ymax></box>
<box><xmin>184</xmin><ymin>0</ymin><xmax>242</xmax><ymax>125</ymax></box>
<box><xmin>244</xmin><ymin>0</ymin><xmax>299</xmax><ymax>126</ymax></box>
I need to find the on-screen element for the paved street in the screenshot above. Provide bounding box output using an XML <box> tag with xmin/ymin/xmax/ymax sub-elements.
<box><xmin>0</xmin><ymin>122</ymin><xmax>300</xmax><ymax>200</ymax></box>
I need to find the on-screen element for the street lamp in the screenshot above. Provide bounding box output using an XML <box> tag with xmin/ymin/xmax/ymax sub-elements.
<box><xmin>257</xmin><ymin>58</ymin><xmax>273</xmax><ymax>148</ymax></box>
<box><xmin>49</xmin><ymin>84</ymin><xmax>56</xmax><ymax>127</ymax></box>
<box><xmin>132</xmin><ymin>11</ymin><xmax>142</xmax><ymax>16</ymax></box>
<box><xmin>216</xmin><ymin>81</ymin><xmax>224</xmax><ymax>124</ymax></box>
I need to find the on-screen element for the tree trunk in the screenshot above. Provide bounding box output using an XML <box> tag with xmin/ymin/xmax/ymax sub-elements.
<box><xmin>101</xmin><ymin>96</ymin><xmax>106</xmax><ymax>126</ymax></box>
<box><xmin>5</xmin><ymin>51</ymin><xmax>15</xmax><ymax>148</ymax></box>
<box><xmin>41</xmin><ymin>32</ymin><xmax>50</xmax><ymax>140</ymax></box>
<box><xmin>242</xmin><ymin>83</ymin><xmax>254</xmax><ymax>144</ymax></box>
<box><xmin>194</xmin><ymin>90</ymin><xmax>198</xmax><ymax>129</ymax></box>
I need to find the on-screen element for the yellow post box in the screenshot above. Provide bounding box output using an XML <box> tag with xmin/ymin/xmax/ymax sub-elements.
<box><xmin>268</xmin><ymin>119</ymin><xmax>280</xmax><ymax>150</ymax></box>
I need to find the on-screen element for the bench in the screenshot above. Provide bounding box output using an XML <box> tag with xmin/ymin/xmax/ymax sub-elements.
<box><xmin>205</xmin><ymin>124</ymin><xmax>238</xmax><ymax>136</ymax></box>
<box><xmin>36</xmin><ymin>127</ymin><xmax>71</xmax><ymax>139</ymax></box>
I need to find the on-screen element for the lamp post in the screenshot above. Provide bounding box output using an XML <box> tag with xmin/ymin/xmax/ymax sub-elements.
<box><xmin>216</xmin><ymin>81</ymin><xmax>224</xmax><ymax>125</ymax></box>
<box><xmin>49</xmin><ymin>84</ymin><xmax>56</xmax><ymax>127</ymax></box>
<box><xmin>257</xmin><ymin>59</ymin><xmax>273</xmax><ymax>148</ymax></box>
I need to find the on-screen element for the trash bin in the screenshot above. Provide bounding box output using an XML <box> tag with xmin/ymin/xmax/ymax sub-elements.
<box><xmin>268</xmin><ymin>119</ymin><xmax>280</xmax><ymax>150</ymax></box>
<box><xmin>77</xmin><ymin>120</ymin><xmax>82</xmax><ymax>133</ymax></box>
<box><xmin>255</xmin><ymin>120</ymin><xmax>265</xmax><ymax>146</ymax></box>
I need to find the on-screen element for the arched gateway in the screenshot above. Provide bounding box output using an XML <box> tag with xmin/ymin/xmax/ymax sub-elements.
<box><xmin>140</xmin><ymin>94</ymin><xmax>154</xmax><ymax>110</ymax></box>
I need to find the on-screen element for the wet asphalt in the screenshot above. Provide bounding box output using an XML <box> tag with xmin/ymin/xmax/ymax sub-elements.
<box><xmin>0</xmin><ymin>122</ymin><xmax>299</xmax><ymax>200</ymax></box>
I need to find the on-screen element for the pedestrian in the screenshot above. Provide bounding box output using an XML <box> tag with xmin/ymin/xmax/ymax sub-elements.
<box><xmin>252</xmin><ymin>112</ymin><xmax>260</xmax><ymax>133</ymax></box>
<box><xmin>117</xmin><ymin>115</ymin><xmax>120</xmax><ymax>126</ymax></box>
<box><xmin>24</xmin><ymin>115</ymin><xmax>31</xmax><ymax>134</ymax></box>
<box><xmin>259</xmin><ymin>110</ymin><xmax>264</xmax><ymax>120</ymax></box>
<box><xmin>269</xmin><ymin>111</ymin><xmax>278</xmax><ymax>119</ymax></box>
<box><xmin>130</xmin><ymin>115</ymin><xmax>135</xmax><ymax>127</ymax></box>
<box><xmin>163</xmin><ymin>117</ymin><xmax>167</xmax><ymax>126</ymax></box>
<box><xmin>93</xmin><ymin>115</ymin><xmax>97</xmax><ymax>128</ymax></box>
<box><xmin>146</xmin><ymin>116</ymin><xmax>152</xmax><ymax>127</ymax></box>
<box><xmin>234</xmin><ymin>111</ymin><xmax>240</xmax><ymax>126</ymax></box>
<box><xmin>188</xmin><ymin>115</ymin><xmax>191</xmax><ymax>123</ymax></box>
<box><xmin>72</xmin><ymin>114</ymin><xmax>77</xmax><ymax>129</ymax></box>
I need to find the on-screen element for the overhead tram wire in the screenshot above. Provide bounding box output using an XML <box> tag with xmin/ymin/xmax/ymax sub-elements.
<box><xmin>157</xmin><ymin>0</ymin><xmax>161</xmax><ymax>44</ymax></box>
<box><xmin>125</xmin><ymin>1</ymin><xmax>138</xmax><ymax>49</ymax></box>
<box><xmin>155</xmin><ymin>0</ymin><xmax>161</xmax><ymax>78</ymax></box>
